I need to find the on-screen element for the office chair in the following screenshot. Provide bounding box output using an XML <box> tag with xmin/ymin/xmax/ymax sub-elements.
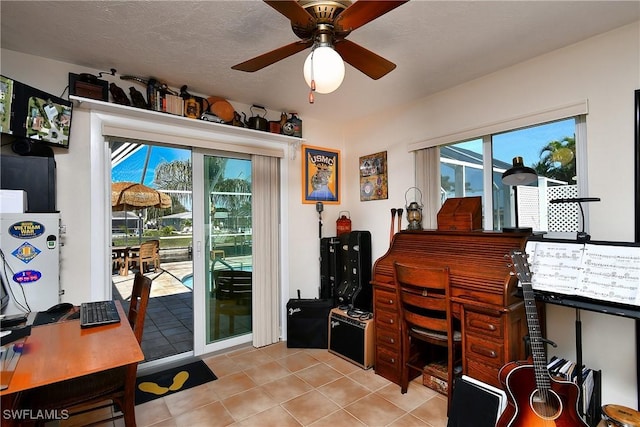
<box><xmin>15</xmin><ymin>273</ymin><xmax>152</xmax><ymax>427</ymax></box>
<box><xmin>394</xmin><ymin>262</ymin><xmax>461</xmax><ymax>413</ymax></box>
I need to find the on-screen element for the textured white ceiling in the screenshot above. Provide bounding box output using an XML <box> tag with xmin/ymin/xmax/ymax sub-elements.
<box><xmin>1</xmin><ymin>1</ymin><xmax>639</xmax><ymax>124</ymax></box>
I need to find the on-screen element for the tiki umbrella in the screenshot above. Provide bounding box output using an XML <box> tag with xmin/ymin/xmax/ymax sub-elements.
<box><xmin>112</xmin><ymin>182</ymin><xmax>172</xmax><ymax>244</ymax></box>
<box><xmin>111</xmin><ymin>182</ymin><xmax>172</xmax><ymax>211</ymax></box>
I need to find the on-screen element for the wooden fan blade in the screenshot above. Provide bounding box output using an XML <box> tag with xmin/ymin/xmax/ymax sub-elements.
<box><xmin>264</xmin><ymin>0</ymin><xmax>314</xmax><ymax>27</ymax></box>
<box><xmin>335</xmin><ymin>39</ymin><xmax>396</xmax><ymax>80</ymax></box>
<box><xmin>335</xmin><ymin>0</ymin><xmax>408</xmax><ymax>32</ymax></box>
<box><xmin>232</xmin><ymin>40</ymin><xmax>313</xmax><ymax>72</ymax></box>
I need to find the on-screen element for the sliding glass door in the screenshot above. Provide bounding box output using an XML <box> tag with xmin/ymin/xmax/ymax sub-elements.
<box><xmin>192</xmin><ymin>150</ymin><xmax>253</xmax><ymax>354</ymax></box>
<box><xmin>110</xmin><ymin>141</ymin><xmax>194</xmax><ymax>363</ymax></box>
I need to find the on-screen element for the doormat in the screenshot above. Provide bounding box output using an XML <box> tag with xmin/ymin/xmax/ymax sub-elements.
<box><xmin>135</xmin><ymin>360</ymin><xmax>217</xmax><ymax>405</ymax></box>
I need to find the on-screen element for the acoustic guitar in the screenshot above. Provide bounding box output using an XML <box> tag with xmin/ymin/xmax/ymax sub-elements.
<box><xmin>496</xmin><ymin>249</ymin><xmax>588</xmax><ymax>427</ymax></box>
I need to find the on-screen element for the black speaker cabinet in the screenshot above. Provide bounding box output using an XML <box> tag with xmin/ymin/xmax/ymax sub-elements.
<box><xmin>328</xmin><ymin>308</ymin><xmax>375</xmax><ymax>368</ymax></box>
<box><xmin>286</xmin><ymin>299</ymin><xmax>333</xmax><ymax>348</ymax></box>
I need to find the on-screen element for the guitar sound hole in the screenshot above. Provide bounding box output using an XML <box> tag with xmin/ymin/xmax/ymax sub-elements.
<box><xmin>530</xmin><ymin>389</ymin><xmax>563</xmax><ymax>420</ymax></box>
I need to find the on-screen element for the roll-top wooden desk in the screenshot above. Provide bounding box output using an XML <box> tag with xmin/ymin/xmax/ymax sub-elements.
<box><xmin>372</xmin><ymin>230</ymin><xmax>531</xmax><ymax>389</ymax></box>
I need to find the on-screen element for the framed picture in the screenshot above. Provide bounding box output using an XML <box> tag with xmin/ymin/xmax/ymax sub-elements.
<box><xmin>302</xmin><ymin>145</ymin><xmax>340</xmax><ymax>204</ymax></box>
<box><xmin>359</xmin><ymin>151</ymin><xmax>388</xmax><ymax>201</ymax></box>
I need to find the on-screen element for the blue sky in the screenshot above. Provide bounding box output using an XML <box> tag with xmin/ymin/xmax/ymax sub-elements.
<box><xmin>456</xmin><ymin>118</ymin><xmax>575</xmax><ymax>167</ymax></box>
<box><xmin>112</xmin><ymin>146</ymin><xmax>251</xmax><ymax>187</ymax></box>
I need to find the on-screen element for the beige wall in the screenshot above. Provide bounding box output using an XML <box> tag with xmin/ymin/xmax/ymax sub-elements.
<box><xmin>341</xmin><ymin>22</ymin><xmax>639</xmax><ymax>407</ymax></box>
<box><xmin>2</xmin><ymin>20</ymin><xmax>639</xmax><ymax>407</ymax></box>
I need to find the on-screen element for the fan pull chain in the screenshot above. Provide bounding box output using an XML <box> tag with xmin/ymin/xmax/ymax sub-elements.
<box><xmin>309</xmin><ymin>46</ymin><xmax>316</xmax><ymax>104</ymax></box>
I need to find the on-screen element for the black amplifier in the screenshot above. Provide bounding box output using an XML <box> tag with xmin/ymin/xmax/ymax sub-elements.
<box><xmin>328</xmin><ymin>308</ymin><xmax>375</xmax><ymax>368</ymax></box>
<box><xmin>286</xmin><ymin>298</ymin><xmax>333</xmax><ymax>348</ymax></box>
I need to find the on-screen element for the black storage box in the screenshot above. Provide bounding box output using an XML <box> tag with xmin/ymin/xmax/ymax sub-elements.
<box><xmin>1</xmin><ymin>154</ymin><xmax>56</xmax><ymax>213</ymax></box>
<box><xmin>286</xmin><ymin>298</ymin><xmax>333</xmax><ymax>348</ymax></box>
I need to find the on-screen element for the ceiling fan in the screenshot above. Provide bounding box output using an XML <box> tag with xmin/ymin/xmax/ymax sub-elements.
<box><xmin>231</xmin><ymin>0</ymin><xmax>408</xmax><ymax>83</ymax></box>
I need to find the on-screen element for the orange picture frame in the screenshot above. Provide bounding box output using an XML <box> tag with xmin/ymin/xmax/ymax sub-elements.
<box><xmin>301</xmin><ymin>144</ymin><xmax>340</xmax><ymax>204</ymax></box>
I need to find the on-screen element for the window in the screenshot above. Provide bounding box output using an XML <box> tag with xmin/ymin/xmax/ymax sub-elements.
<box><xmin>440</xmin><ymin>117</ymin><xmax>582</xmax><ymax>234</ymax></box>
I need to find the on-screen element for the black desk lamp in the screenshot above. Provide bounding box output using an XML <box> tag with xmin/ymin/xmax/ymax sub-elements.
<box><xmin>502</xmin><ymin>156</ymin><xmax>538</xmax><ymax>233</ymax></box>
<box><xmin>549</xmin><ymin>197</ymin><xmax>601</xmax><ymax>243</ymax></box>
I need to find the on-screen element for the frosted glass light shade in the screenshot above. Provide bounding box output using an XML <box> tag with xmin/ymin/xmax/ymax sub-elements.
<box><xmin>303</xmin><ymin>46</ymin><xmax>345</xmax><ymax>94</ymax></box>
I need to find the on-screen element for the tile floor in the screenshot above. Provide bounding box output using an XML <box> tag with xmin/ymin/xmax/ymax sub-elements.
<box><xmin>104</xmin><ymin>263</ymin><xmax>449</xmax><ymax>426</ymax></box>
<box><xmin>67</xmin><ymin>342</ymin><xmax>448</xmax><ymax>427</ymax></box>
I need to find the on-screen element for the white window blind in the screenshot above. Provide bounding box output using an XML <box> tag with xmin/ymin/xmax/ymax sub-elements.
<box><xmin>408</xmin><ymin>99</ymin><xmax>588</xmax><ymax>151</ymax></box>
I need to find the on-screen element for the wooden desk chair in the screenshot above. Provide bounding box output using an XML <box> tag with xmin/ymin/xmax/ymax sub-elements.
<box><xmin>394</xmin><ymin>262</ymin><xmax>461</xmax><ymax>413</ymax></box>
<box><xmin>15</xmin><ymin>273</ymin><xmax>152</xmax><ymax>427</ymax></box>
<box><xmin>130</xmin><ymin>240</ymin><xmax>160</xmax><ymax>273</ymax></box>
<box><xmin>212</xmin><ymin>270</ymin><xmax>252</xmax><ymax>339</ymax></box>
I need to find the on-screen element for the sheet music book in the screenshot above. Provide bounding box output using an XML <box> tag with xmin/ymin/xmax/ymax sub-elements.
<box><xmin>447</xmin><ymin>375</ymin><xmax>507</xmax><ymax>427</ymax></box>
<box><xmin>524</xmin><ymin>240</ymin><xmax>640</xmax><ymax>307</ymax></box>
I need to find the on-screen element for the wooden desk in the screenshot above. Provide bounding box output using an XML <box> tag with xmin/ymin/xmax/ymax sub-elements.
<box><xmin>372</xmin><ymin>230</ymin><xmax>531</xmax><ymax>389</ymax></box>
<box><xmin>1</xmin><ymin>302</ymin><xmax>143</xmax><ymax>396</ymax></box>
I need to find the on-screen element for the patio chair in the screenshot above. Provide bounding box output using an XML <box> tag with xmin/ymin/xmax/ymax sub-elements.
<box><xmin>129</xmin><ymin>239</ymin><xmax>160</xmax><ymax>273</ymax></box>
<box><xmin>212</xmin><ymin>270</ymin><xmax>252</xmax><ymax>339</ymax></box>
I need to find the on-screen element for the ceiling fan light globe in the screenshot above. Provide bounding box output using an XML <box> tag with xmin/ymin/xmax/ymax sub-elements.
<box><xmin>303</xmin><ymin>46</ymin><xmax>345</xmax><ymax>94</ymax></box>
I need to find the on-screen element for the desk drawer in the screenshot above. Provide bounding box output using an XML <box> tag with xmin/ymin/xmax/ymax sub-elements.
<box><xmin>465</xmin><ymin>335</ymin><xmax>504</xmax><ymax>367</ymax></box>
<box><xmin>376</xmin><ymin>345</ymin><xmax>401</xmax><ymax>379</ymax></box>
<box><xmin>466</xmin><ymin>358</ymin><xmax>501</xmax><ymax>389</ymax></box>
<box><xmin>374</xmin><ymin>289</ymin><xmax>398</xmax><ymax>311</ymax></box>
<box><xmin>465</xmin><ymin>310</ymin><xmax>503</xmax><ymax>339</ymax></box>
<box><xmin>451</xmin><ymin>287</ymin><xmax>503</xmax><ymax>307</ymax></box>
<box><xmin>376</xmin><ymin>326</ymin><xmax>400</xmax><ymax>349</ymax></box>
<box><xmin>375</xmin><ymin>310</ymin><xmax>398</xmax><ymax>329</ymax></box>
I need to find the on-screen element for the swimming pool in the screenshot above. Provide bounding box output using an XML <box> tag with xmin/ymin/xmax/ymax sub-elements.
<box><xmin>182</xmin><ymin>274</ymin><xmax>194</xmax><ymax>289</ymax></box>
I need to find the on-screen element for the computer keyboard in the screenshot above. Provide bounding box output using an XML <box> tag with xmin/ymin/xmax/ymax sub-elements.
<box><xmin>80</xmin><ymin>301</ymin><xmax>121</xmax><ymax>328</ymax></box>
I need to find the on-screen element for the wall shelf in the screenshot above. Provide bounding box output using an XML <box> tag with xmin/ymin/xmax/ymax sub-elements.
<box><xmin>70</xmin><ymin>96</ymin><xmax>304</xmax><ymax>159</ymax></box>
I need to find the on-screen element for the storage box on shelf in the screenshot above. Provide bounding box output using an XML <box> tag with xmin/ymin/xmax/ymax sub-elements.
<box><xmin>437</xmin><ymin>196</ymin><xmax>482</xmax><ymax>231</ymax></box>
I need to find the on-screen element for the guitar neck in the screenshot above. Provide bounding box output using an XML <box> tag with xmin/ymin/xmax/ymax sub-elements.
<box><xmin>511</xmin><ymin>250</ymin><xmax>551</xmax><ymax>390</ymax></box>
<box><xmin>522</xmin><ymin>281</ymin><xmax>550</xmax><ymax>379</ymax></box>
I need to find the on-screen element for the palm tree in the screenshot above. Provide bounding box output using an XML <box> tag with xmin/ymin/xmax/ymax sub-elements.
<box><xmin>152</xmin><ymin>157</ymin><xmax>229</xmax><ymax>208</ymax></box>
<box><xmin>532</xmin><ymin>136</ymin><xmax>576</xmax><ymax>183</ymax></box>
<box><xmin>213</xmin><ymin>178</ymin><xmax>251</xmax><ymax>231</ymax></box>
<box><xmin>153</xmin><ymin>160</ymin><xmax>192</xmax><ymax>209</ymax></box>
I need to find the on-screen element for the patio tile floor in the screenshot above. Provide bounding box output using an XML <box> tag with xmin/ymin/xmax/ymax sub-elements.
<box><xmin>113</xmin><ymin>256</ymin><xmax>253</xmax><ymax>363</ymax></box>
<box><xmin>112</xmin><ymin>261</ymin><xmax>194</xmax><ymax>363</ymax></box>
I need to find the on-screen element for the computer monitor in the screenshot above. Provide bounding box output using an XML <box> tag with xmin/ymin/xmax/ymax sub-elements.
<box><xmin>0</xmin><ymin>75</ymin><xmax>73</xmax><ymax>150</ymax></box>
